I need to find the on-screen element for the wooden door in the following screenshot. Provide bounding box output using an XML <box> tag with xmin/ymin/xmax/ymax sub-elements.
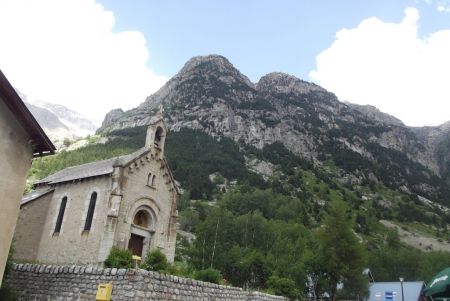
<box><xmin>128</xmin><ymin>234</ymin><xmax>144</xmax><ymax>257</ymax></box>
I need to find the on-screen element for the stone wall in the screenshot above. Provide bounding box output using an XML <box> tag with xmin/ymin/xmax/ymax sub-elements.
<box><xmin>6</xmin><ymin>263</ymin><xmax>288</xmax><ymax>301</ymax></box>
<box><xmin>23</xmin><ymin>177</ymin><xmax>112</xmax><ymax>265</ymax></box>
<box><xmin>14</xmin><ymin>191</ymin><xmax>53</xmax><ymax>262</ymax></box>
<box><xmin>0</xmin><ymin>98</ymin><xmax>34</xmax><ymax>286</ymax></box>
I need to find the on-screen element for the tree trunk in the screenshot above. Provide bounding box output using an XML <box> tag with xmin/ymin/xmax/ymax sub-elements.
<box><xmin>210</xmin><ymin>216</ymin><xmax>220</xmax><ymax>268</ymax></box>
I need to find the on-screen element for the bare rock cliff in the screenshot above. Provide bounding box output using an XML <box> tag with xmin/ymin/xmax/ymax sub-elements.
<box><xmin>97</xmin><ymin>55</ymin><xmax>450</xmax><ymax>201</ymax></box>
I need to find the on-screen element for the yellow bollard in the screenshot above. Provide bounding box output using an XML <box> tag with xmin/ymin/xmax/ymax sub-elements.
<box><xmin>132</xmin><ymin>255</ymin><xmax>141</xmax><ymax>268</ymax></box>
<box><xmin>95</xmin><ymin>283</ymin><xmax>113</xmax><ymax>301</ymax></box>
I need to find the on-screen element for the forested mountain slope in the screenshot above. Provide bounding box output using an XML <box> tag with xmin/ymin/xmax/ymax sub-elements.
<box><xmin>28</xmin><ymin>55</ymin><xmax>450</xmax><ymax>299</ymax></box>
<box><xmin>29</xmin><ymin>126</ymin><xmax>450</xmax><ymax>299</ymax></box>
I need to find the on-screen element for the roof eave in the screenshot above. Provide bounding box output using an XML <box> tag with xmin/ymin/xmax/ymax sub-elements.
<box><xmin>45</xmin><ymin>172</ymin><xmax>113</xmax><ymax>186</ymax></box>
<box><xmin>21</xmin><ymin>187</ymin><xmax>55</xmax><ymax>206</ymax></box>
<box><xmin>0</xmin><ymin>69</ymin><xmax>56</xmax><ymax>156</ymax></box>
<box><xmin>113</xmin><ymin>147</ymin><xmax>152</xmax><ymax>168</ymax></box>
<box><xmin>163</xmin><ymin>157</ymin><xmax>181</xmax><ymax>195</ymax></box>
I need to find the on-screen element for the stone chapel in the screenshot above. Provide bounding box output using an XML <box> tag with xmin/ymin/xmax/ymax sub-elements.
<box><xmin>13</xmin><ymin>112</ymin><xmax>179</xmax><ymax>265</ymax></box>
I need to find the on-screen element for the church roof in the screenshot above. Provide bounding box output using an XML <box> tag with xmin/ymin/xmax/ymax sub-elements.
<box><xmin>36</xmin><ymin>158</ymin><xmax>116</xmax><ymax>185</ymax></box>
<box><xmin>36</xmin><ymin>147</ymin><xmax>150</xmax><ymax>185</ymax></box>
<box><xmin>21</xmin><ymin>187</ymin><xmax>54</xmax><ymax>205</ymax></box>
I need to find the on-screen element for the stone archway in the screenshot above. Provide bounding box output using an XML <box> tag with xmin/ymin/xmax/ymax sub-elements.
<box><xmin>127</xmin><ymin>206</ymin><xmax>156</xmax><ymax>258</ymax></box>
<box><xmin>133</xmin><ymin>210</ymin><xmax>151</xmax><ymax>228</ymax></box>
<box><xmin>154</xmin><ymin>126</ymin><xmax>164</xmax><ymax>148</ymax></box>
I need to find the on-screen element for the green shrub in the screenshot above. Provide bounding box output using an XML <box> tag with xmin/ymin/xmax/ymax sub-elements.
<box><xmin>194</xmin><ymin>268</ymin><xmax>222</xmax><ymax>284</ymax></box>
<box><xmin>267</xmin><ymin>276</ymin><xmax>299</xmax><ymax>300</ymax></box>
<box><xmin>104</xmin><ymin>247</ymin><xmax>133</xmax><ymax>269</ymax></box>
<box><xmin>0</xmin><ymin>285</ymin><xmax>17</xmax><ymax>301</ymax></box>
<box><xmin>142</xmin><ymin>249</ymin><xmax>169</xmax><ymax>272</ymax></box>
<box><xmin>0</xmin><ymin>244</ymin><xmax>18</xmax><ymax>300</ymax></box>
<box><xmin>167</xmin><ymin>261</ymin><xmax>195</xmax><ymax>278</ymax></box>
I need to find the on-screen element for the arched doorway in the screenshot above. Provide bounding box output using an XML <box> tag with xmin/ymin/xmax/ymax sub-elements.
<box><xmin>154</xmin><ymin>126</ymin><xmax>164</xmax><ymax>148</ymax></box>
<box><xmin>133</xmin><ymin>210</ymin><xmax>150</xmax><ymax>228</ymax></box>
<box><xmin>127</xmin><ymin>207</ymin><xmax>155</xmax><ymax>258</ymax></box>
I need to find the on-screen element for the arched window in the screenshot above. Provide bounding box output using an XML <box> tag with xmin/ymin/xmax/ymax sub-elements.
<box><xmin>133</xmin><ymin>210</ymin><xmax>151</xmax><ymax>228</ymax></box>
<box><xmin>154</xmin><ymin>127</ymin><xmax>164</xmax><ymax>147</ymax></box>
<box><xmin>54</xmin><ymin>196</ymin><xmax>67</xmax><ymax>233</ymax></box>
<box><xmin>147</xmin><ymin>172</ymin><xmax>153</xmax><ymax>186</ymax></box>
<box><xmin>84</xmin><ymin>192</ymin><xmax>97</xmax><ymax>231</ymax></box>
<box><xmin>147</xmin><ymin>173</ymin><xmax>156</xmax><ymax>187</ymax></box>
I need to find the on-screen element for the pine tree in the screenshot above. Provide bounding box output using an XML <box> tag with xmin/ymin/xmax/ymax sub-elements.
<box><xmin>316</xmin><ymin>200</ymin><xmax>368</xmax><ymax>300</ymax></box>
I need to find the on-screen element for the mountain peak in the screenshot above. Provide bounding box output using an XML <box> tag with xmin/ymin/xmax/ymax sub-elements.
<box><xmin>101</xmin><ymin>108</ymin><xmax>124</xmax><ymax>129</ymax></box>
<box><xmin>257</xmin><ymin>72</ymin><xmax>326</xmax><ymax>95</ymax></box>
<box><xmin>182</xmin><ymin>54</ymin><xmax>233</xmax><ymax>71</ymax></box>
<box><xmin>178</xmin><ymin>54</ymin><xmax>254</xmax><ymax>87</ymax></box>
<box><xmin>137</xmin><ymin>54</ymin><xmax>255</xmax><ymax>111</ymax></box>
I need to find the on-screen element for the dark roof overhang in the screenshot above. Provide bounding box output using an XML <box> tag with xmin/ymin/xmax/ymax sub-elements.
<box><xmin>0</xmin><ymin>69</ymin><xmax>55</xmax><ymax>157</ymax></box>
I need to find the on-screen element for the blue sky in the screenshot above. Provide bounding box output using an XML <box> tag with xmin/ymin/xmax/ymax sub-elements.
<box><xmin>97</xmin><ymin>0</ymin><xmax>449</xmax><ymax>81</ymax></box>
<box><xmin>0</xmin><ymin>0</ymin><xmax>449</xmax><ymax>126</ymax></box>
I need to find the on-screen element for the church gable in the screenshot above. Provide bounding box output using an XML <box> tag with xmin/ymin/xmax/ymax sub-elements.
<box><xmin>122</xmin><ymin>151</ymin><xmax>179</xmax><ymax>198</ymax></box>
<box><xmin>119</xmin><ymin>111</ymin><xmax>178</xmax><ymax>197</ymax></box>
<box><xmin>111</xmin><ymin>114</ymin><xmax>178</xmax><ymax>262</ymax></box>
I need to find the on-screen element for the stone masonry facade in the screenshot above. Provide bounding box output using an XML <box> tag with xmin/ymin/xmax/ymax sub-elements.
<box><xmin>6</xmin><ymin>263</ymin><xmax>288</xmax><ymax>301</ymax></box>
<box><xmin>14</xmin><ymin>113</ymin><xmax>178</xmax><ymax>266</ymax></box>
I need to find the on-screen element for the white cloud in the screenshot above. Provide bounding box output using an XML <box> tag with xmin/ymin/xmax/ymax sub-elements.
<box><xmin>422</xmin><ymin>0</ymin><xmax>450</xmax><ymax>12</ymax></box>
<box><xmin>0</xmin><ymin>0</ymin><xmax>167</xmax><ymax>124</ymax></box>
<box><xmin>310</xmin><ymin>7</ymin><xmax>450</xmax><ymax>126</ymax></box>
<box><xmin>437</xmin><ymin>1</ymin><xmax>450</xmax><ymax>12</ymax></box>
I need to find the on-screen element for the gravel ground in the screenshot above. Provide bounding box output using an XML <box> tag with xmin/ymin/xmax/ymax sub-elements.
<box><xmin>380</xmin><ymin>220</ymin><xmax>450</xmax><ymax>252</ymax></box>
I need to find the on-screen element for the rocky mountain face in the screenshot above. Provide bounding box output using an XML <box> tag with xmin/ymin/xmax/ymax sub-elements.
<box><xmin>345</xmin><ymin>102</ymin><xmax>404</xmax><ymax>127</ymax></box>
<box><xmin>16</xmin><ymin>89</ymin><xmax>97</xmax><ymax>145</ymax></box>
<box><xmin>100</xmin><ymin>108</ymin><xmax>124</xmax><ymax>129</ymax></box>
<box><xmin>32</xmin><ymin>100</ymin><xmax>97</xmax><ymax>137</ymax></box>
<box><xmin>25</xmin><ymin>102</ymin><xmax>73</xmax><ymax>140</ymax></box>
<box><xmin>98</xmin><ymin>55</ymin><xmax>450</xmax><ymax>205</ymax></box>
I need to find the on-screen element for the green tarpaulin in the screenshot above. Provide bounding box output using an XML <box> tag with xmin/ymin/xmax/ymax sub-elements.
<box><xmin>424</xmin><ymin>267</ymin><xmax>450</xmax><ymax>299</ymax></box>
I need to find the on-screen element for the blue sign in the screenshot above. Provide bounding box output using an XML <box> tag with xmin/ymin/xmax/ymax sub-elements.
<box><xmin>385</xmin><ymin>291</ymin><xmax>393</xmax><ymax>300</ymax></box>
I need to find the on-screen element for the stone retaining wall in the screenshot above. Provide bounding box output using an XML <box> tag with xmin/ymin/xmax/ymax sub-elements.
<box><xmin>6</xmin><ymin>263</ymin><xmax>288</xmax><ymax>301</ymax></box>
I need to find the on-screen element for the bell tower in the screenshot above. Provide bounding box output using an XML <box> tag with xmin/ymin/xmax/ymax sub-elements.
<box><xmin>145</xmin><ymin>105</ymin><xmax>167</xmax><ymax>157</ymax></box>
